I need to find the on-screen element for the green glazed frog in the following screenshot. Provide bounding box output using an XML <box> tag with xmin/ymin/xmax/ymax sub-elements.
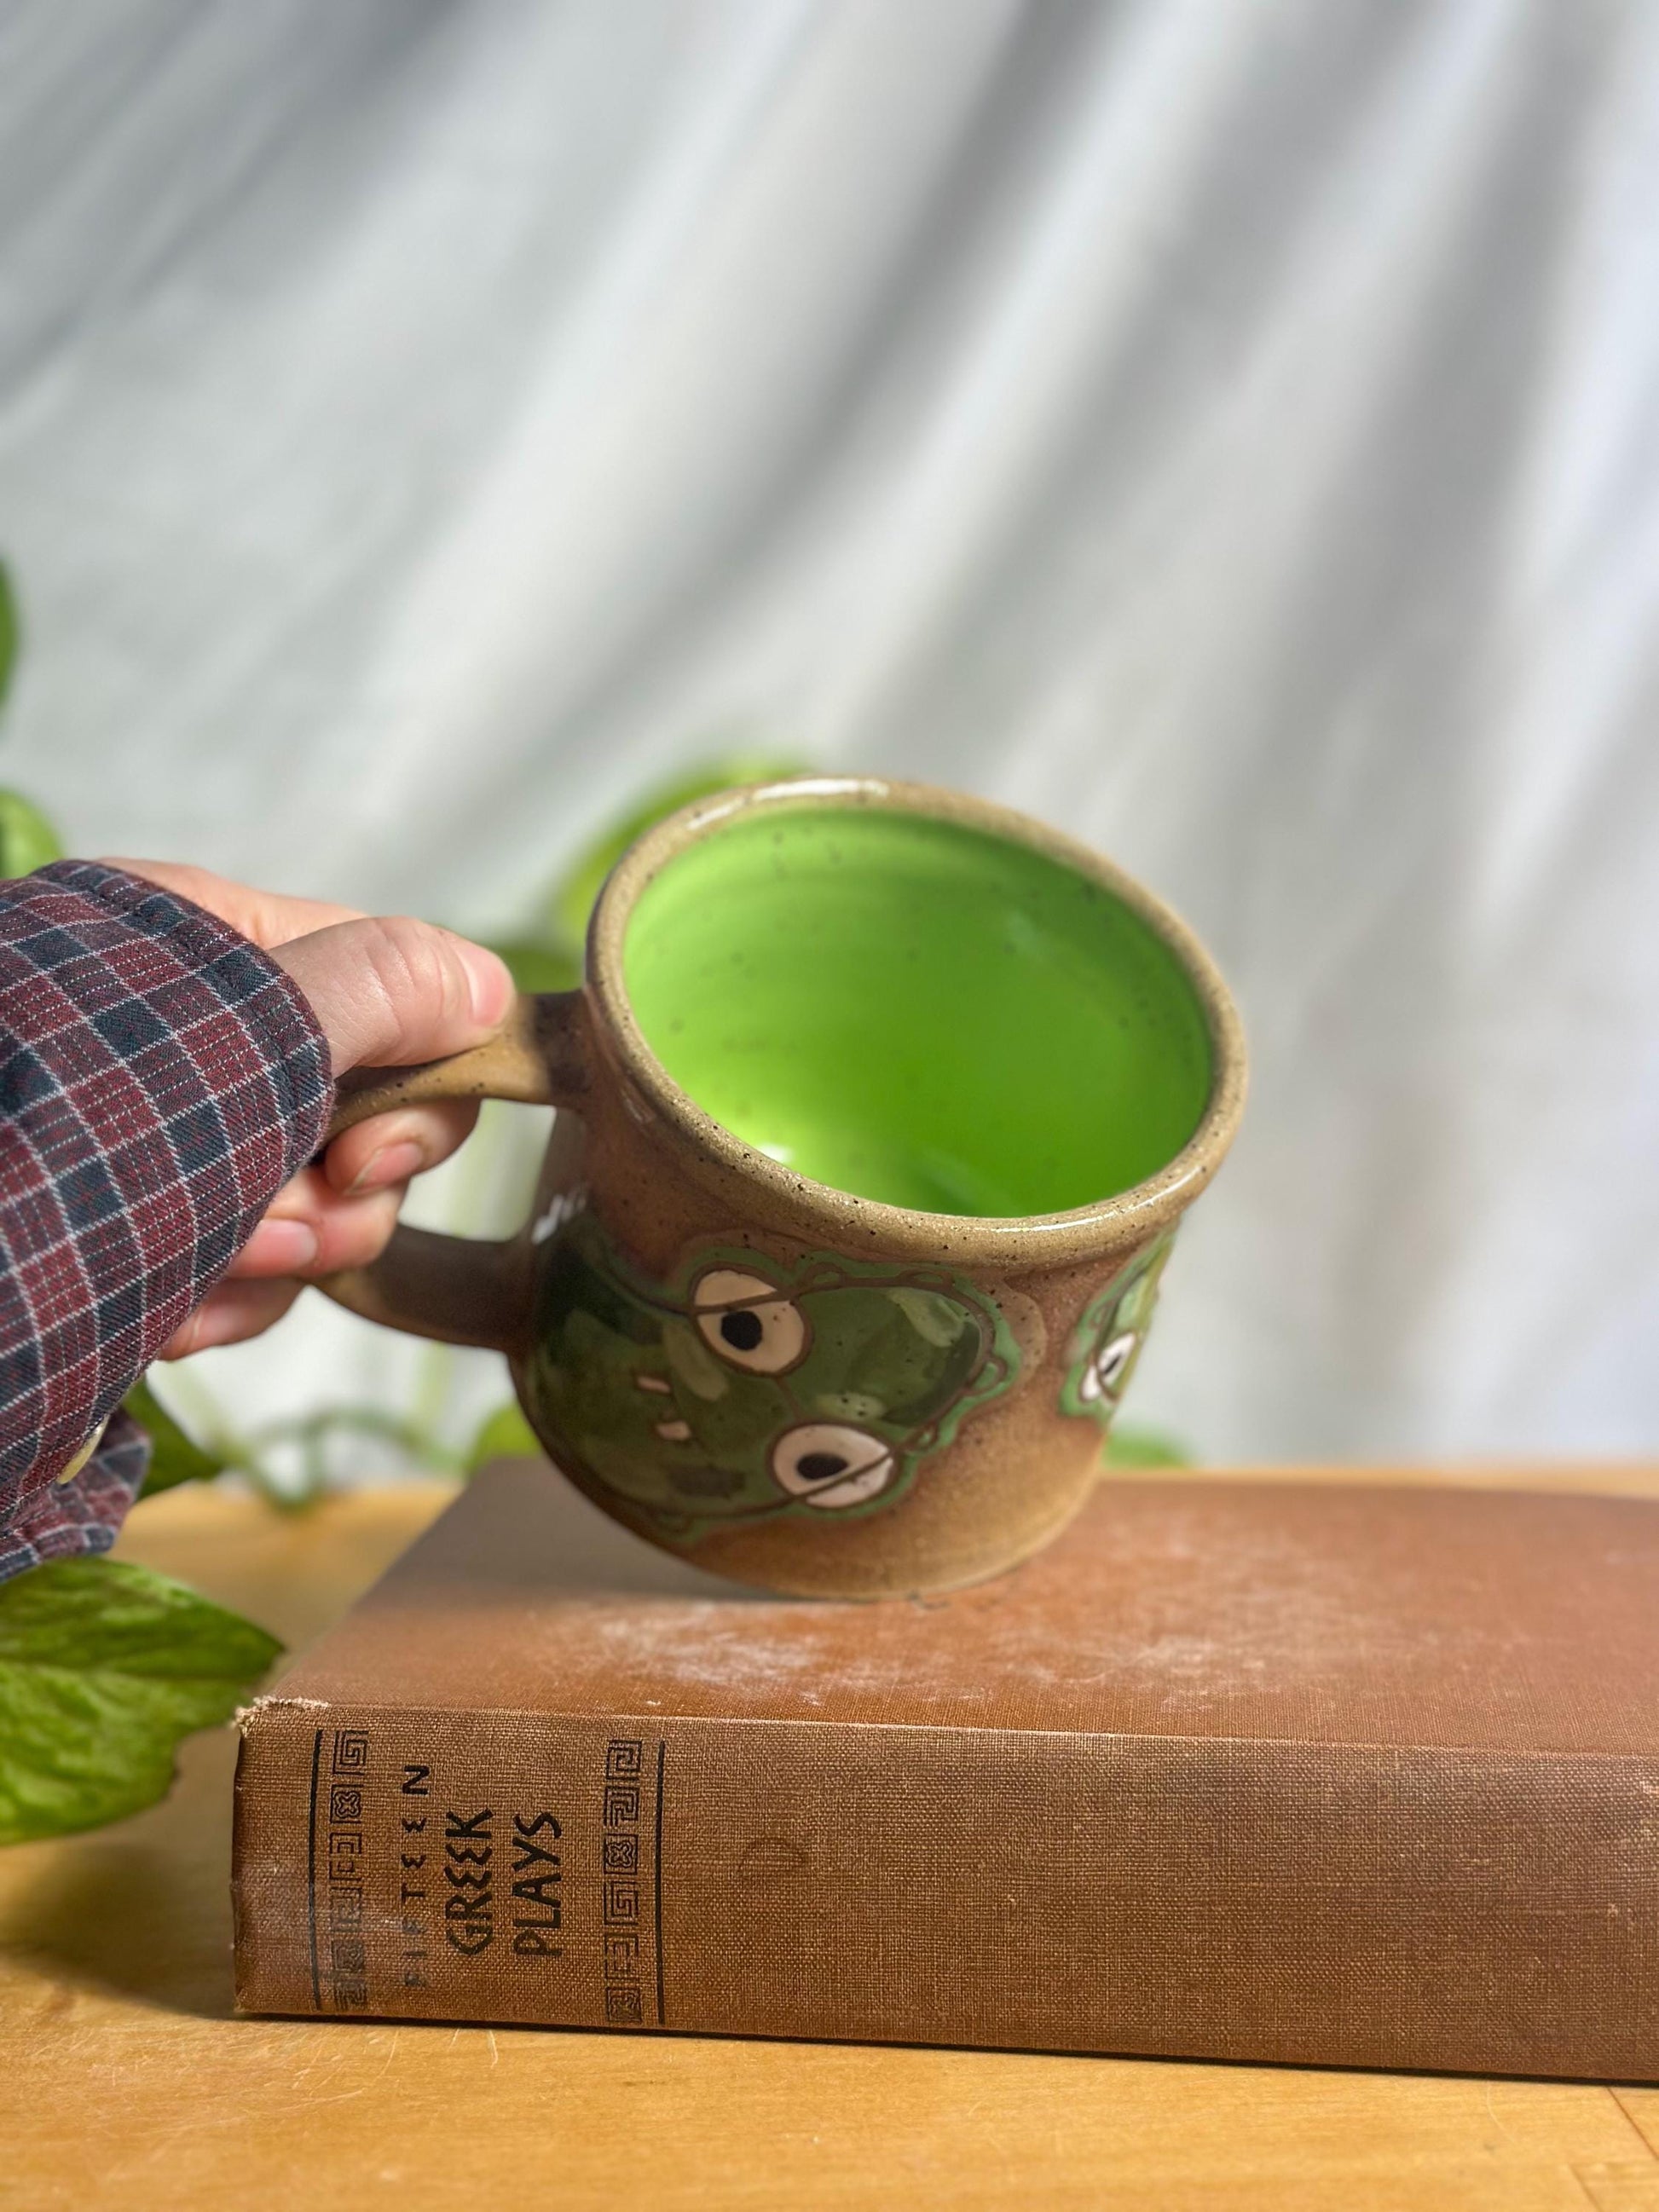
<box><xmin>1059</xmin><ymin>1234</ymin><xmax>1172</xmax><ymax>1427</ymax></box>
<box><xmin>519</xmin><ymin>1207</ymin><xmax>1019</xmax><ymax>1538</ymax></box>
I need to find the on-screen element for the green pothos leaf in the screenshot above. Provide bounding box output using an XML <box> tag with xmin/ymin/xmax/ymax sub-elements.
<box><xmin>465</xmin><ymin>1399</ymin><xmax>541</xmax><ymax>1471</ymax></box>
<box><xmin>483</xmin><ymin>754</ymin><xmax>809</xmax><ymax>986</ymax></box>
<box><xmin>0</xmin><ymin>1557</ymin><xmax>282</xmax><ymax>1845</ymax></box>
<box><xmin>0</xmin><ymin>789</ymin><xmax>63</xmax><ymax>878</ymax></box>
<box><xmin>483</xmin><ymin>939</ymin><xmax>582</xmax><ymax>996</ymax></box>
<box><xmin>0</xmin><ymin>566</ymin><xmax>67</xmax><ymax>874</ymax></box>
<box><xmin>0</xmin><ymin>562</ymin><xmax>16</xmax><ymax>715</ymax></box>
<box><xmin>1105</xmin><ymin>1423</ymin><xmax>1193</xmax><ymax>1469</ymax></box>
<box><xmin>546</xmin><ymin>753</ymin><xmax>806</xmax><ymax>950</ymax></box>
<box><xmin>127</xmin><ymin>1376</ymin><xmax>230</xmax><ymax>1498</ymax></box>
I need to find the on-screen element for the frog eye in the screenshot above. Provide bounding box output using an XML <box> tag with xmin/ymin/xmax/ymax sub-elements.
<box><xmin>771</xmin><ymin>1423</ymin><xmax>894</xmax><ymax>1510</ymax></box>
<box><xmin>1091</xmin><ymin>1331</ymin><xmax>1136</xmax><ymax>1400</ymax></box>
<box><xmin>691</xmin><ymin>1268</ymin><xmax>809</xmax><ymax>1374</ymax></box>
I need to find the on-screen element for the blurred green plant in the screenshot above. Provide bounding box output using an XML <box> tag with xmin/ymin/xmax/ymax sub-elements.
<box><xmin>125</xmin><ymin>1375</ymin><xmax>448</xmax><ymax>1507</ymax></box>
<box><xmin>484</xmin><ymin>754</ymin><xmax>803</xmax><ymax>995</ymax></box>
<box><xmin>0</xmin><ymin>562</ymin><xmax>14</xmax><ymax>713</ymax></box>
<box><xmin>1104</xmin><ymin>1424</ymin><xmax>1192</xmax><ymax>1470</ymax></box>
<box><xmin>127</xmin><ymin>1377</ymin><xmax>225</xmax><ymax>1496</ymax></box>
<box><xmin>0</xmin><ymin>1556</ymin><xmax>281</xmax><ymax>1845</ymax></box>
<box><xmin>0</xmin><ymin>790</ymin><xmax>63</xmax><ymax>876</ymax></box>
<box><xmin>464</xmin><ymin>1399</ymin><xmax>541</xmax><ymax>1470</ymax></box>
<box><xmin>0</xmin><ymin>564</ymin><xmax>66</xmax><ymax>876</ymax></box>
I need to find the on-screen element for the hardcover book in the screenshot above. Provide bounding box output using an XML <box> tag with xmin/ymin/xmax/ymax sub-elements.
<box><xmin>233</xmin><ymin>1459</ymin><xmax>1659</xmax><ymax>2078</ymax></box>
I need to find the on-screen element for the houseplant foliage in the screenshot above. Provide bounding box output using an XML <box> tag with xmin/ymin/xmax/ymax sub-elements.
<box><xmin>0</xmin><ymin>568</ymin><xmax>61</xmax><ymax>879</ymax></box>
<box><xmin>0</xmin><ymin>1558</ymin><xmax>280</xmax><ymax>1845</ymax></box>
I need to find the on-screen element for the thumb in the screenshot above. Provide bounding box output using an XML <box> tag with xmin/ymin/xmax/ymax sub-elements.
<box><xmin>275</xmin><ymin>915</ymin><xmax>514</xmax><ymax>1074</ymax></box>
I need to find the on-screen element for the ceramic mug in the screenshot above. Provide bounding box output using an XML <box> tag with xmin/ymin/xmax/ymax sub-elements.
<box><xmin>325</xmin><ymin>777</ymin><xmax>1246</xmax><ymax>1597</ymax></box>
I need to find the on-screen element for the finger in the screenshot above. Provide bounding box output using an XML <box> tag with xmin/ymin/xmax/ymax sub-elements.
<box><xmin>230</xmin><ymin>1173</ymin><xmax>408</xmax><ymax>1279</ymax></box>
<box><xmin>275</xmin><ymin>914</ymin><xmax>512</xmax><ymax>1074</ymax></box>
<box><xmin>251</xmin><ymin>1163</ymin><xmax>332</xmax><ymax>1229</ymax></box>
<box><xmin>228</xmin><ymin>1216</ymin><xmax>320</xmax><ymax>1278</ymax></box>
<box><xmin>100</xmin><ymin>858</ymin><xmax>363</xmax><ymax>949</ymax></box>
<box><xmin>298</xmin><ymin>1183</ymin><xmax>408</xmax><ymax>1277</ymax></box>
<box><xmin>160</xmin><ymin>1278</ymin><xmax>303</xmax><ymax>1358</ymax></box>
<box><xmin>320</xmin><ymin>1098</ymin><xmax>481</xmax><ymax>1197</ymax></box>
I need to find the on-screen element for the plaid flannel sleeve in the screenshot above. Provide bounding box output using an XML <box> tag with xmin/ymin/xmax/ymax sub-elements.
<box><xmin>0</xmin><ymin>861</ymin><xmax>332</xmax><ymax>1583</ymax></box>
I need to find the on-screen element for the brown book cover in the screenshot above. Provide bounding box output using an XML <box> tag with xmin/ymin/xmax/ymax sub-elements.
<box><xmin>233</xmin><ymin>1460</ymin><xmax>1659</xmax><ymax>2078</ymax></box>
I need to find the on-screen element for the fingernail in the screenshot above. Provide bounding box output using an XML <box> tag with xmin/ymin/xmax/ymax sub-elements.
<box><xmin>459</xmin><ymin>940</ymin><xmax>513</xmax><ymax>1026</ymax></box>
<box><xmin>244</xmin><ymin>1219</ymin><xmax>320</xmax><ymax>1271</ymax></box>
<box><xmin>347</xmin><ymin>1140</ymin><xmax>424</xmax><ymax>1195</ymax></box>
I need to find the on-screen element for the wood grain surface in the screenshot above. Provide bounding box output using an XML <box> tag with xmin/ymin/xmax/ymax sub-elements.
<box><xmin>4</xmin><ymin>1464</ymin><xmax>1659</xmax><ymax>2212</ymax></box>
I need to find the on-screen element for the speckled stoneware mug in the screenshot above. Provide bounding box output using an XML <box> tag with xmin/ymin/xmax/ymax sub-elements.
<box><xmin>324</xmin><ymin>777</ymin><xmax>1246</xmax><ymax>1597</ymax></box>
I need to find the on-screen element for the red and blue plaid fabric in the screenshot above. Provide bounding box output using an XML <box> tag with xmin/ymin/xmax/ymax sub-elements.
<box><xmin>0</xmin><ymin>862</ymin><xmax>332</xmax><ymax>1582</ymax></box>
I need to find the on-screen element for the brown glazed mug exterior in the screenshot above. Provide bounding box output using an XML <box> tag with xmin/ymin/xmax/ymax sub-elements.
<box><xmin>324</xmin><ymin>777</ymin><xmax>1246</xmax><ymax>1598</ymax></box>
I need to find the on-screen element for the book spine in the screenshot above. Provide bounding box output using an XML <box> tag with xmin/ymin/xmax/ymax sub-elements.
<box><xmin>233</xmin><ymin>1698</ymin><xmax>1659</xmax><ymax>2077</ymax></box>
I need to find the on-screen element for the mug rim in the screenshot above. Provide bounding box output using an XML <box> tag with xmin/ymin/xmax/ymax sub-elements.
<box><xmin>584</xmin><ymin>776</ymin><xmax>1247</xmax><ymax>1268</ymax></box>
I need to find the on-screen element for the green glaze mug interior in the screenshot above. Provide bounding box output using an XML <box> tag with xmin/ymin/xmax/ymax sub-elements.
<box><xmin>621</xmin><ymin>804</ymin><xmax>1215</xmax><ymax>1219</ymax></box>
<box><xmin>322</xmin><ymin>777</ymin><xmax>1246</xmax><ymax>1597</ymax></box>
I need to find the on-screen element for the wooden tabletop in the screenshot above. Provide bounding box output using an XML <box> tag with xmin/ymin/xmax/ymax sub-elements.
<box><xmin>5</xmin><ymin>1464</ymin><xmax>1659</xmax><ymax>2212</ymax></box>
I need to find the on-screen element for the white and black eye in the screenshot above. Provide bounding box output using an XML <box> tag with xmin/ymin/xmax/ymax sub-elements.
<box><xmin>770</xmin><ymin>1423</ymin><xmax>894</xmax><ymax>1510</ymax></box>
<box><xmin>1092</xmin><ymin>1331</ymin><xmax>1136</xmax><ymax>1400</ymax></box>
<box><xmin>691</xmin><ymin>1268</ymin><xmax>809</xmax><ymax>1374</ymax></box>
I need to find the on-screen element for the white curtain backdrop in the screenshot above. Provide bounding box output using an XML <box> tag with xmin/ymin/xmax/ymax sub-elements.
<box><xmin>2</xmin><ymin>0</ymin><xmax>1656</xmax><ymax>1471</ymax></box>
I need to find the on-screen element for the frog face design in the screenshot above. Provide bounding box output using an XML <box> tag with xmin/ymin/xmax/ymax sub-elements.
<box><xmin>520</xmin><ymin>1210</ymin><xmax>1017</xmax><ymax>1539</ymax></box>
<box><xmin>1060</xmin><ymin>1235</ymin><xmax>1172</xmax><ymax>1429</ymax></box>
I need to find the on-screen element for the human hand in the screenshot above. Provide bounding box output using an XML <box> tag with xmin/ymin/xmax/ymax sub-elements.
<box><xmin>106</xmin><ymin>861</ymin><xmax>512</xmax><ymax>1358</ymax></box>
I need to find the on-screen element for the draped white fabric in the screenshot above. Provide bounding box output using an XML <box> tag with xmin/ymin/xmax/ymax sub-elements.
<box><xmin>3</xmin><ymin>0</ymin><xmax>1656</xmax><ymax>1470</ymax></box>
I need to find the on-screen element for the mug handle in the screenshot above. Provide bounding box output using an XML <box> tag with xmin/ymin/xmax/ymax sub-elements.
<box><xmin>317</xmin><ymin>990</ymin><xmax>591</xmax><ymax>1354</ymax></box>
